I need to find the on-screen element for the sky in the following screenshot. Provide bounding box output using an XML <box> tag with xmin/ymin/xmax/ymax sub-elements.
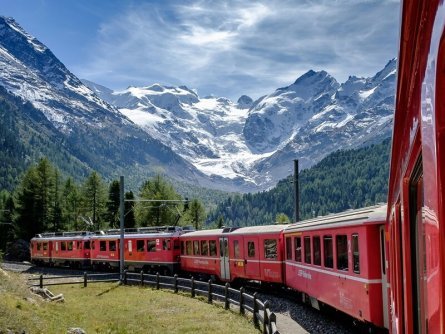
<box><xmin>2</xmin><ymin>0</ymin><xmax>400</xmax><ymax>101</ymax></box>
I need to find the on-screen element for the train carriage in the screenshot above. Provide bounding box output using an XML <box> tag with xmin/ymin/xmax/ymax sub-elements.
<box><xmin>31</xmin><ymin>232</ymin><xmax>93</xmax><ymax>268</ymax></box>
<box><xmin>180</xmin><ymin>225</ymin><xmax>287</xmax><ymax>283</ymax></box>
<box><xmin>388</xmin><ymin>1</ymin><xmax>445</xmax><ymax>333</ymax></box>
<box><xmin>228</xmin><ymin>225</ymin><xmax>287</xmax><ymax>284</ymax></box>
<box><xmin>90</xmin><ymin>226</ymin><xmax>183</xmax><ymax>273</ymax></box>
<box><xmin>179</xmin><ymin>229</ymin><xmax>224</xmax><ymax>280</ymax></box>
<box><xmin>283</xmin><ymin>205</ymin><xmax>388</xmax><ymax>329</ymax></box>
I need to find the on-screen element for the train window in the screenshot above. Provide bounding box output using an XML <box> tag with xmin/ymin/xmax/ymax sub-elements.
<box><xmin>181</xmin><ymin>241</ymin><xmax>185</xmax><ymax>254</ymax></box>
<box><xmin>174</xmin><ymin>239</ymin><xmax>180</xmax><ymax>250</ymax></box>
<box><xmin>286</xmin><ymin>237</ymin><xmax>292</xmax><ymax>260</ymax></box>
<box><xmin>136</xmin><ymin>240</ymin><xmax>145</xmax><ymax>252</ymax></box>
<box><xmin>43</xmin><ymin>243</ymin><xmax>48</xmax><ymax>251</ymax></box>
<box><xmin>313</xmin><ymin>236</ymin><xmax>321</xmax><ymax>266</ymax></box>
<box><xmin>323</xmin><ymin>236</ymin><xmax>333</xmax><ymax>268</ymax></box>
<box><xmin>128</xmin><ymin>240</ymin><xmax>132</xmax><ymax>253</ymax></box>
<box><xmin>37</xmin><ymin>243</ymin><xmax>41</xmax><ymax>251</ymax></box>
<box><xmin>100</xmin><ymin>241</ymin><xmax>106</xmax><ymax>251</ymax></box>
<box><xmin>147</xmin><ymin>240</ymin><xmax>156</xmax><ymax>252</ymax></box>
<box><xmin>91</xmin><ymin>241</ymin><xmax>95</xmax><ymax>250</ymax></box>
<box><xmin>84</xmin><ymin>241</ymin><xmax>90</xmax><ymax>250</ymax></box>
<box><xmin>55</xmin><ymin>242</ymin><xmax>58</xmax><ymax>252</ymax></box>
<box><xmin>304</xmin><ymin>237</ymin><xmax>311</xmax><ymax>264</ymax></box>
<box><xmin>164</xmin><ymin>239</ymin><xmax>171</xmax><ymax>250</ymax></box>
<box><xmin>109</xmin><ymin>241</ymin><xmax>116</xmax><ymax>251</ymax></box>
<box><xmin>295</xmin><ymin>237</ymin><xmax>302</xmax><ymax>262</ymax></box>
<box><xmin>61</xmin><ymin>242</ymin><xmax>67</xmax><ymax>251</ymax></box>
<box><xmin>186</xmin><ymin>241</ymin><xmax>192</xmax><ymax>255</ymax></box>
<box><xmin>193</xmin><ymin>241</ymin><xmax>199</xmax><ymax>255</ymax></box>
<box><xmin>264</xmin><ymin>239</ymin><xmax>277</xmax><ymax>259</ymax></box>
<box><xmin>233</xmin><ymin>240</ymin><xmax>240</xmax><ymax>258</ymax></box>
<box><xmin>336</xmin><ymin>235</ymin><xmax>348</xmax><ymax>271</ymax></box>
<box><xmin>248</xmin><ymin>241</ymin><xmax>255</xmax><ymax>257</ymax></box>
<box><xmin>352</xmin><ymin>234</ymin><xmax>360</xmax><ymax>274</ymax></box>
<box><xmin>201</xmin><ymin>240</ymin><xmax>209</xmax><ymax>256</ymax></box>
<box><xmin>77</xmin><ymin>241</ymin><xmax>82</xmax><ymax>250</ymax></box>
<box><xmin>209</xmin><ymin>240</ymin><xmax>217</xmax><ymax>256</ymax></box>
<box><xmin>67</xmin><ymin>241</ymin><xmax>73</xmax><ymax>251</ymax></box>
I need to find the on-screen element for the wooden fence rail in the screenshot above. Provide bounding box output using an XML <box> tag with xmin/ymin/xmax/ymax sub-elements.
<box><xmin>28</xmin><ymin>271</ymin><xmax>279</xmax><ymax>334</ymax></box>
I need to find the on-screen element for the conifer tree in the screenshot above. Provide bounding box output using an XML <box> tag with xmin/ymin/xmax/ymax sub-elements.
<box><xmin>107</xmin><ymin>180</ymin><xmax>120</xmax><ymax>228</ymax></box>
<box><xmin>136</xmin><ymin>174</ymin><xmax>182</xmax><ymax>226</ymax></box>
<box><xmin>82</xmin><ymin>171</ymin><xmax>107</xmax><ymax>230</ymax></box>
<box><xmin>183</xmin><ymin>199</ymin><xmax>206</xmax><ymax>230</ymax></box>
<box><xmin>62</xmin><ymin>177</ymin><xmax>81</xmax><ymax>230</ymax></box>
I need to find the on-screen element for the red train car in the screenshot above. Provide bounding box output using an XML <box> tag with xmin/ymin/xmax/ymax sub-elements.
<box><xmin>31</xmin><ymin>232</ymin><xmax>93</xmax><ymax>268</ymax></box>
<box><xmin>179</xmin><ymin>228</ymin><xmax>224</xmax><ymax>280</ymax></box>
<box><xmin>283</xmin><ymin>205</ymin><xmax>388</xmax><ymax>329</ymax></box>
<box><xmin>387</xmin><ymin>1</ymin><xmax>445</xmax><ymax>333</ymax></box>
<box><xmin>180</xmin><ymin>225</ymin><xmax>287</xmax><ymax>283</ymax></box>
<box><xmin>90</xmin><ymin>226</ymin><xmax>183</xmax><ymax>274</ymax></box>
<box><xmin>227</xmin><ymin>225</ymin><xmax>286</xmax><ymax>284</ymax></box>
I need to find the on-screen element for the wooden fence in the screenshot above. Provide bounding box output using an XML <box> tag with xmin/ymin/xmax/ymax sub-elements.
<box><xmin>28</xmin><ymin>271</ymin><xmax>279</xmax><ymax>334</ymax></box>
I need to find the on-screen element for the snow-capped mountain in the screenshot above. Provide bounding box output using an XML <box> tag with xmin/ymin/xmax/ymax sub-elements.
<box><xmin>0</xmin><ymin>15</ymin><xmax>395</xmax><ymax>193</ymax></box>
<box><xmin>0</xmin><ymin>16</ymin><xmax>206</xmax><ymax>187</ymax></box>
<box><xmin>84</xmin><ymin>60</ymin><xmax>395</xmax><ymax>191</ymax></box>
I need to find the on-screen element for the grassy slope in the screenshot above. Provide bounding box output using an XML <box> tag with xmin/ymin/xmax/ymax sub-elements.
<box><xmin>0</xmin><ymin>270</ymin><xmax>258</xmax><ymax>334</ymax></box>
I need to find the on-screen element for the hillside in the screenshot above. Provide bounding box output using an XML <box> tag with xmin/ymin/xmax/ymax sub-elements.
<box><xmin>207</xmin><ymin>138</ymin><xmax>390</xmax><ymax>226</ymax></box>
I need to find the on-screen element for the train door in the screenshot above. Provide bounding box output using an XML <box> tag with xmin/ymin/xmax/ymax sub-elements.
<box><xmin>219</xmin><ymin>237</ymin><xmax>230</xmax><ymax>280</ymax></box>
<box><xmin>244</xmin><ymin>237</ymin><xmax>260</xmax><ymax>278</ymax></box>
<box><xmin>379</xmin><ymin>225</ymin><xmax>389</xmax><ymax>329</ymax></box>
<box><xmin>409</xmin><ymin>159</ymin><xmax>427</xmax><ymax>333</ymax></box>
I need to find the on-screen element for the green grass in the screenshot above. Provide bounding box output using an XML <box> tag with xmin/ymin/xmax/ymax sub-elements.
<box><xmin>0</xmin><ymin>270</ymin><xmax>258</xmax><ymax>334</ymax></box>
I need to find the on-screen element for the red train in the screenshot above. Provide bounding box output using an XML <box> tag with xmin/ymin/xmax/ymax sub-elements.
<box><xmin>30</xmin><ymin>0</ymin><xmax>445</xmax><ymax>332</ymax></box>
<box><xmin>387</xmin><ymin>1</ymin><xmax>445</xmax><ymax>333</ymax></box>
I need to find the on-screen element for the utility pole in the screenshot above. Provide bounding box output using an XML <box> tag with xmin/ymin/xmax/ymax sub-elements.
<box><xmin>293</xmin><ymin>159</ymin><xmax>300</xmax><ymax>223</ymax></box>
<box><xmin>119</xmin><ymin>176</ymin><xmax>125</xmax><ymax>282</ymax></box>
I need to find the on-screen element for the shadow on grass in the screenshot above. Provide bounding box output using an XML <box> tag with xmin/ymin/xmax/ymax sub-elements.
<box><xmin>96</xmin><ymin>283</ymin><xmax>120</xmax><ymax>297</ymax></box>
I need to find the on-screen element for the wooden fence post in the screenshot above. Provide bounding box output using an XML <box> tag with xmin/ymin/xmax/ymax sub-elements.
<box><xmin>140</xmin><ymin>271</ymin><xmax>144</xmax><ymax>286</ymax></box>
<box><xmin>156</xmin><ymin>272</ymin><xmax>160</xmax><ymax>290</ymax></box>
<box><xmin>174</xmin><ymin>274</ymin><xmax>178</xmax><ymax>293</ymax></box>
<box><xmin>239</xmin><ymin>287</ymin><xmax>245</xmax><ymax>315</ymax></box>
<box><xmin>269</xmin><ymin>312</ymin><xmax>276</xmax><ymax>334</ymax></box>
<box><xmin>83</xmin><ymin>272</ymin><xmax>87</xmax><ymax>288</ymax></box>
<box><xmin>208</xmin><ymin>280</ymin><xmax>213</xmax><ymax>304</ymax></box>
<box><xmin>253</xmin><ymin>292</ymin><xmax>259</xmax><ymax>327</ymax></box>
<box><xmin>224</xmin><ymin>283</ymin><xmax>230</xmax><ymax>310</ymax></box>
<box><xmin>263</xmin><ymin>301</ymin><xmax>269</xmax><ymax>334</ymax></box>
<box><xmin>191</xmin><ymin>277</ymin><xmax>195</xmax><ymax>298</ymax></box>
<box><xmin>39</xmin><ymin>274</ymin><xmax>43</xmax><ymax>288</ymax></box>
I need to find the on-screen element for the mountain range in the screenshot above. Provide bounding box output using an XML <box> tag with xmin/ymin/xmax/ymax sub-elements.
<box><xmin>0</xmin><ymin>16</ymin><xmax>395</xmax><ymax>193</ymax></box>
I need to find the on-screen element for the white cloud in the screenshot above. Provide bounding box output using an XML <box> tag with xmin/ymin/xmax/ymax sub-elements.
<box><xmin>77</xmin><ymin>0</ymin><xmax>400</xmax><ymax>100</ymax></box>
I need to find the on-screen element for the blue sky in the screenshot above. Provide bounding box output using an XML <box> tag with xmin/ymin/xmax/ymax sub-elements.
<box><xmin>2</xmin><ymin>0</ymin><xmax>400</xmax><ymax>101</ymax></box>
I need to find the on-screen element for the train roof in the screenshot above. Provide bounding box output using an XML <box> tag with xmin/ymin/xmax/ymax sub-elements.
<box><xmin>180</xmin><ymin>228</ymin><xmax>224</xmax><ymax>238</ymax></box>
<box><xmin>31</xmin><ymin>226</ymin><xmax>189</xmax><ymax>241</ymax></box>
<box><xmin>229</xmin><ymin>224</ymin><xmax>289</xmax><ymax>235</ymax></box>
<box><xmin>284</xmin><ymin>204</ymin><xmax>387</xmax><ymax>233</ymax></box>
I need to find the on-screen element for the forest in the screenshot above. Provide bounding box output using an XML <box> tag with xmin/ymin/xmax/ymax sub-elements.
<box><xmin>0</xmin><ymin>159</ymin><xmax>206</xmax><ymax>255</ymax></box>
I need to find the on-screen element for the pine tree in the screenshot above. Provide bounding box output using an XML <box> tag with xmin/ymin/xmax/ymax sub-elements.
<box><xmin>107</xmin><ymin>180</ymin><xmax>120</xmax><ymax>228</ymax></box>
<box><xmin>136</xmin><ymin>174</ymin><xmax>182</xmax><ymax>226</ymax></box>
<box><xmin>183</xmin><ymin>199</ymin><xmax>206</xmax><ymax>230</ymax></box>
<box><xmin>82</xmin><ymin>171</ymin><xmax>107</xmax><ymax>230</ymax></box>
<box><xmin>62</xmin><ymin>178</ymin><xmax>81</xmax><ymax>230</ymax></box>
